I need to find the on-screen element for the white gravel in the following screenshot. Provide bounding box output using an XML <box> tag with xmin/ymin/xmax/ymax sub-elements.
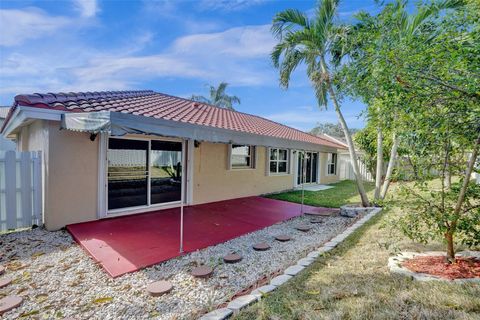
<box><xmin>0</xmin><ymin>212</ymin><xmax>361</xmax><ymax>319</ymax></box>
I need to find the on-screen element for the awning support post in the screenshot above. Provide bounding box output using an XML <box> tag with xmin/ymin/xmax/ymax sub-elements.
<box><xmin>301</xmin><ymin>150</ymin><xmax>306</xmax><ymax>215</ymax></box>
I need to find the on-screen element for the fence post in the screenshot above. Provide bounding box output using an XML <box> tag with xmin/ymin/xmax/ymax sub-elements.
<box><xmin>5</xmin><ymin>150</ymin><xmax>17</xmax><ymax>230</ymax></box>
<box><xmin>20</xmin><ymin>152</ymin><xmax>33</xmax><ymax>227</ymax></box>
<box><xmin>32</xmin><ymin>152</ymin><xmax>42</xmax><ymax>226</ymax></box>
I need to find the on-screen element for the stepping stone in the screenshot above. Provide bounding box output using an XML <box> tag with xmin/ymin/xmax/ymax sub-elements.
<box><xmin>275</xmin><ymin>235</ymin><xmax>291</xmax><ymax>242</ymax></box>
<box><xmin>0</xmin><ymin>277</ymin><xmax>12</xmax><ymax>289</ymax></box>
<box><xmin>310</xmin><ymin>218</ymin><xmax>324</xmax><ymax>224</ymax></box>
<box><xmin>223</xmin><ymin>253</ymin><xmax>242</xmax><ymax>264</ymax></box>
<box><xmin>146</xmin><ymin>280</ymin><xmax>173</xmax><ymax>296</ymax></box>
<box><xmin>0</xmin><ymin>266</ymin><xmax>4</xmax><ymax>275</ymax></box>
<box><xmin>304</xmin><ymin>208</ymin><xmax>337</xmax><ymax>216</ymax></box>
<box><xmin>252</xmin><ymin>242</ymin><xmax>270</xmax><ymax>251</ymax></box>
<box><xmin>0</xmin><ymin>296</ymin><xmax>23</xmax><ymax>315</ymax></box>
<box><xmin>191</xmin><ymin>266</ymin><xmax>214</xmax><ymax>278</ymax></box>
<box><xmin>295</xmin><ymin>225</ymin><xmax>311</xmax><ymax>232</ymax></box>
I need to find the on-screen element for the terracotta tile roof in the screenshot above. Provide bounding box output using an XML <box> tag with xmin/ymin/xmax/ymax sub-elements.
<box><xmin>12</xmin><ymin>90</ymin><xmax>342</xmax><ymax>148</ymax></box>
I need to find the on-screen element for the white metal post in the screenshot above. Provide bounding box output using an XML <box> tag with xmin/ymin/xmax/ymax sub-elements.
<box><xmin>179</xmin><ymin>140</ymin><xmax>186</xmax><ymax>253</ymax></box>
<box><xmin>301</xmin><ymin>150</ymin><xmax>307</xmax><ymax>215</ymax></box>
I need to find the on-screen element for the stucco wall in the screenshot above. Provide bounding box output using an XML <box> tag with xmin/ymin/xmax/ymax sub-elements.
<box><xmin>192</xmin><ymin>142</ymin><xmax>295</xmax><ymax>204</ymax></box>
<box><xmin>19</xmin><ymin>120</ymin><xmax>99</xmax><ymax>230</ymax></box>
<box><xmin>45</xmin><ymin>122</ymin><xmax>98</xmax><ymax>230</ymax></box>
<box><xmin>319</xmin><ymin>152</ymin><xmax>340</xmax><ymax>184</ymax></box>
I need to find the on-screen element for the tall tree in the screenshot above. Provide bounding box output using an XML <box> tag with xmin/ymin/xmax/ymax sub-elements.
<box><xmin>191</xmin><ymin>82</ymin><xmax>240</xmax><ymax>110</ymax></box>
<box><xmin>339</xmin><ymin>0</ymin><xmax>463</xmax><ymax>201</ymax></box>
<box><xmin>271</xmin><ymin>0</ymin><xmax>370</xmax><ymax>206</ymax></box>
<box><xmin>310</xmin><ymin>122</ymin><xmax>358</xmax><ymax>138</ymax></box>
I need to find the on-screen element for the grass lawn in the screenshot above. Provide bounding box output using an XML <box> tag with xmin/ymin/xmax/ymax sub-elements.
<box><xmin>237</xmin><ymin>181</ymin><xmax>480</xmax><ymax>319</ymax></box>
<box><xmin>266</xmin><ymin>180</ymin><xmax>376</xmax><ymax>208</ymax></box>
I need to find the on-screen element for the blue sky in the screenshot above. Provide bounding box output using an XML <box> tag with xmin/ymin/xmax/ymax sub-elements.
<box><xmin>0</xmin><ymin>0</ymin><xmax>384</xmax><ymax>131</ymax></box>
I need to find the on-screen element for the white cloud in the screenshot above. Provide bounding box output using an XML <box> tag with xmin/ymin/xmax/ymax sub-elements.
<box><xmin>262</xmin><ymin>108</ymin><xmax>364</xmax><ymax>132</ymax></box>
<box><xmin>0</xmin><ymin>8</ymin><xmax>69</xmax><ymax>46</ymax></box>
<box><xmin>172</xmin><ymin>25</ymin><xmax>274</xmax><ymax>58</ymax></box>
<box><xmin>67</xmin><ymin>24</ymin><xmax>275</xmax><ymax>88</ymax></box>
<box><xmin>198</xmin><ymin>0</ymin><xmax>266</xmax><ymax>11</ymax></box>
<box><xmin>73</xmin><ymin>0</ymin><xmax>99</xmax><ymax>18</ymax></box>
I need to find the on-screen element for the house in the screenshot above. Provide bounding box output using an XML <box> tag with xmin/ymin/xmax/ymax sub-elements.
<box><xmin>0</xmin><ymin>107</ymin><xmax>16</xmax><ymax>151</ymax></box>
<box><xmin>1</xmin><ymin>90</ymin><xmax>345</xmax><ymax>230</ymax></box>
<box><xmin>318</xmin><ymin>133</ymin><xmax>373</xmax><ymax>182</ymax></box>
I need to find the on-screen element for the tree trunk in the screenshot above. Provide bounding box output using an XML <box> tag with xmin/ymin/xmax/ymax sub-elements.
<box><xmin>445</xmin><ymin>231</ymin><xmax>455</xmax><ymax>262</ymax></box>
<box><xmin>380</xmin><ymin>132</ymin><xmax>400</xmax><ymax>199</ymax></box>
<box><xmin>321</xmin><ymin>61</ymin><xmax>370</xmax><ymax>207</ymax></box>
<box><xmin>374</xmin><ymin>126</ymin><xmax>383</xmax><ymax>200</ymax></box>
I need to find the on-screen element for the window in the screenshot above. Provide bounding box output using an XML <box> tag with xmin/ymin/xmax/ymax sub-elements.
<box><xmin>231</xmin><ymin>145</ymin><xmax>255</xmax><ymax>169</ymax></box>
<box><xmin>269</xmin><ymin>148</ymin><xmax>289</xmax><ymax>174</ymax></box>
<box><xmin>327</xmin><ymin>153</ymin><xmax>337</xmax><ymax>175</ymax></box>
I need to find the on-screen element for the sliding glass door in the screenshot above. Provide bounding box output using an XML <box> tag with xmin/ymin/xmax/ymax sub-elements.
<box><xmin>107</xmin><ymin>138</ymin><xmax>183</xmax><ymax>212</ymax></box>
<box><xmin>297</xmin><ymin>151</ymin><xmax>319</xmax><ymax>185</ymax></box>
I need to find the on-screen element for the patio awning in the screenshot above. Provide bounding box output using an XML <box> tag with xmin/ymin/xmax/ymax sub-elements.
<box><xmin>61</xmin><ymin>111</ymin><xmax>338</xmax><ymax>152</ymax></box>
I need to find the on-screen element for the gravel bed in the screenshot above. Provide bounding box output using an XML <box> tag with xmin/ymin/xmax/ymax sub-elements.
<box><xmin>0</xmin><ymin>212</ymin><xmax>360</xmax><ymax>319</ymax></box>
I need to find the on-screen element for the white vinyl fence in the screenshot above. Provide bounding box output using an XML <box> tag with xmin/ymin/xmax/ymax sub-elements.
<box><xmin>339</xmin><ymin>153</ymin><xmax>374</xmax><ymax>182</ymax></box>
<box><xmin>0</xmin><ymin>151</ymin><xmax>42</xmax><ymax>232</ymax></box>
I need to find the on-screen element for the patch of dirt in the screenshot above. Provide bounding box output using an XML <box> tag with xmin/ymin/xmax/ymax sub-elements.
<box><xmin>402</xmin><ymin>256</ymin><xmax>480</xmax><ymax>280</ymax></box>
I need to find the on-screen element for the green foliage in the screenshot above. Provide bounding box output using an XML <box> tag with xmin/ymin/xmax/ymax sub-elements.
<box><xmin>191</xmin><ymin>82</ymin><xmax>240</xmax><ymax>110</ymax></box>
<box><xmin>397</xmin><ymin>180</ymin><xmax>480</xmax><ymax>248</ymax></box>
<box><xmin>309</xmin><ymin>122</ymin><xmax>358</xmax><ymax>137</ymax></box>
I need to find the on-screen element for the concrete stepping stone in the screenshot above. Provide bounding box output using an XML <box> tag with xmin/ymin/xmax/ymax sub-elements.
<box><xmin>274</xmin><ymin>235</ymin><xmax>291</xmax><ymax>242</ymax></box>
<box><xmin>191</xmin><ymin>266</ymin><xmax>214</xmax><ymax>278</ymax></box>
<box><xmin>0</xmin><ymin>296</ymin><xmax>23</xmax><ymax>315</ymax></box>
<box><xmin>252</xmin><ymin>242</ymin><xmax>270</xmax><ymax>251</ymax></box>
<box><xmin>310</xmin><ymin>218</ymin><xmax>324</xmax><ymax>224</ymax></box>
<box><xmin>146</xmin><ymin>280</ymin><xmax>173</xmax><ymax>296</ymax></box>
<box><xmin>295</xmin><ymin>225</ymin><xmax>311</xmax><ymax>232</ymax></box>
<box><xmin>199</xmin><ymin>308</ymin><xmax>233</xmax><ymax>320</ymax></box>
<box><xmin>0</xmin><ymin>277</ymin><xmax>12</xmax><ymax>289</ymax></box>
<box><xmin>0</xmin><ymin>266</ymin><xmax>4</xmax><ymax>275</ymax></box>
<box><xmin>223</xmin><ymin>253</ymin><xmax>242</xmax><ymax>264</ymax></box>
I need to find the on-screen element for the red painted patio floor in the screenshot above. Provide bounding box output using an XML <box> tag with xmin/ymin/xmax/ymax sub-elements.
<box><xmin>67</xmin><ymin>196</ymin><xmax>324</xmax><ymax>277</ymax></box>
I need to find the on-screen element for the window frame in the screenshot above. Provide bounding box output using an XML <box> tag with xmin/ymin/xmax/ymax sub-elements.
<box><xmin>327</xmin><ymin>152</ymin><xmax>337</xmax><ymax>176</ymax></box>
<box><xmin>229</xmin><ymin>144</ymin><xmax>256</xmax><ymax>170</ymax></box>
<box><xmin>268</xmin><ymin>147</ymin><xmax>289</xmax><ymax>175</ymax></box>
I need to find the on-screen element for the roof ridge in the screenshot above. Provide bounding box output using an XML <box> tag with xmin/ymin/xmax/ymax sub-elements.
<box><xmin>15</xmin><ymin>90</ymin><xmax>155</xmax><ymax>106</ymax></box>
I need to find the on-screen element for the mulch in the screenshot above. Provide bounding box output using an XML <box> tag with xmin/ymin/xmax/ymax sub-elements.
<box><xmin>402</xmin><ymin>255</ymin><xmax>480</xmax><ymax>280</ymax></box>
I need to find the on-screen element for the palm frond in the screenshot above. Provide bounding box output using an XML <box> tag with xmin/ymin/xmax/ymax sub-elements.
<box><xmin>272</xmin><ymin>9</ymin><xmax>310</xmax><ymax>39</ymax></box>
<box><xmin>190</xmin><ymin>95</ymin><xmax>211</xmax><ymax>104</ymax></box>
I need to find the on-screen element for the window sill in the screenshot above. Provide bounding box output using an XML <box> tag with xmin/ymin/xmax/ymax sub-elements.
<box><xmin>268</xmin><ymin>172</ymin><xmax>290</xmax><ymax>177</ymax></box>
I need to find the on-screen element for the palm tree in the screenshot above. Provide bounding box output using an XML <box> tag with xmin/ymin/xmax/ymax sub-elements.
<box><xmin>190</xmin><ymin>82</ymin><xmax>240</xmax><ymax>111</ymax></box>
<box><xmin>271</xmin><ymin>0</ymin><xmax>371</xmax><ymax>206</ymax></box>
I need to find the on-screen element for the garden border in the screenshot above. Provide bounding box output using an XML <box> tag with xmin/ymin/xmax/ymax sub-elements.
<box><xmin>199</xmin><ymin>207</ymin><xmax>383</xmax><ymax>320</ymax></box>
<box><xmin>388</xmin><ymin>251</ymin><xmax>480</xmax><ymax>283</ymax></box>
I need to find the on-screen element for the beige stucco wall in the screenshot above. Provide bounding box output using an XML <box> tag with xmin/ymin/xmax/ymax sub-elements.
<box><xmin>19</xmin><ymin>120</ymin><xmax>99</xmax><ymax>230</ymax></box>
<box><xmin>319</xmin><ymin>152</ymin><xmax>340</xmax><ymax>184</ymax></box>
<box><xmin>192</xmin><ymin>142</ymin><xmax>295</xmax><ymax>204</ymax></box>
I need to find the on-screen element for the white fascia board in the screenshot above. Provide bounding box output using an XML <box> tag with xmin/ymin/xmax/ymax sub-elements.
<box><xmin>2</xmin><ymin>106</ymin><xmax>64</xmax><ymax>137</ymax></box>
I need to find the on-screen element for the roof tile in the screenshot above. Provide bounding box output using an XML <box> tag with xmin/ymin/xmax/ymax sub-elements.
<box><xmin>12</xmin><ymin>90</ymin><xmax>343</xmax><ymax>148</ymax></box>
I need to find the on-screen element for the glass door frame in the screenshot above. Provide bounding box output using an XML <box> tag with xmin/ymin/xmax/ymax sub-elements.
<box><xmin>295</xmin><ymin>150</ymin><xmax>320</xmax><ymax>187</ymax></box>
<box><xmin>98</xmin><ymin>134</ymin><xmax>188</xmax><ymax>218</ymax></box>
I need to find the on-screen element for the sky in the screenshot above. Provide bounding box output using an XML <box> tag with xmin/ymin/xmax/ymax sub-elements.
<box><xmin>0</xmin><ymin>0</ymin><xmax>385</xmax><ymax>131</ymax></box>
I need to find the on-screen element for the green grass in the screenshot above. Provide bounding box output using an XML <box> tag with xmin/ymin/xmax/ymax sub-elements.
<box><xmin>236</xmin><ymin>182</ymin><xmax>480</xmax><ymax>319</ymax></box>
<box><xmin>266</xmin><ymin>180</ymin><xmax>376</xmax><ymax>208</ymax></box>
